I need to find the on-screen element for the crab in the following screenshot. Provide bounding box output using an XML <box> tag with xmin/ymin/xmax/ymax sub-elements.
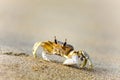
<box><xmin>32</xmin><ymin>36</ymin><xmax>93</xmax><ymax>69</ymax></box>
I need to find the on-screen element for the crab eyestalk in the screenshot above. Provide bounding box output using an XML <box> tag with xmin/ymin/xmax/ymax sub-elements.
<box><xmin>54</xmin><ymin>36</ymin><xmax>57</xmax><ymax>44</ymax></box>
<box><xmin>63</xmin><ymin>38</ymin><xmax>67</xmax><ymax>46</ymax></box>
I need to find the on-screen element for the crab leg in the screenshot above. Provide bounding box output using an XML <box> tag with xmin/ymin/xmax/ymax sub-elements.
<box><xmin>80</xmin><ymin>58</ymin><xmax>93</xmax><ymax>69</ymax></box>
<box><xmin>80</xmin><ymin>58</ymin><xmax>87</xmax><ymax>68</ymax></box>
<box><xmin>80</xmin><ymin>51</ymin><xmax>93</xmax><ymax>69</ymax></box>
<box><xmin>87</xmin><ymin>58</ymin><xmax>93</xmax><ymax>69</ymax></box>
<box><xmin>32</xmin><ymin>42</ymin><xmax>42</xmax><ymax>58</ymax></box>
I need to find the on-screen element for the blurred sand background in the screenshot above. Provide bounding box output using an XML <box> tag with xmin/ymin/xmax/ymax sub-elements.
<box><xmin>0</xmin><ymin>0</ymin><xmax>120</xmax><ymax>80</ymax></box>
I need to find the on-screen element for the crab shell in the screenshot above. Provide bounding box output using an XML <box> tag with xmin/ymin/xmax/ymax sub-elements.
<box><xmin>40</xmin><ymin>41</ymin><xmax>75</xmax><ymax>58</ymax></box>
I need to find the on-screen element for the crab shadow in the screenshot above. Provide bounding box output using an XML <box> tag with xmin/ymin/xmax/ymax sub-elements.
<box><xmin>51</xmin><ymin>60</ymin><xmax>94</xmax><ymax>71</ymax></box>
<box><xmin>29</xmin><ymin>54</ymin><xmax>109</xmax><ymax>74</ymax></box>
<box><xmin>52</xmin><ymin>60</ymin><xmax>109</xmax><ymax>75</ymax></box>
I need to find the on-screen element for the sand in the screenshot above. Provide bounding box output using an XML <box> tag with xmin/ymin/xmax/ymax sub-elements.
<box><xmin>0</xmin><ymin>52</ymin><xmax>120</xmax><ymax>80</ymax></box>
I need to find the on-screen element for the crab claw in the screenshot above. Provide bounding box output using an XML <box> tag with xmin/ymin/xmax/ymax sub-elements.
<box><xmin>63</xmin><ymin>55</ymin><xmax>79</xmax><ymax>65</ymax></box>
<box><xmin>79</xmin><ymin>51</ymin><xmax>93</xmax><ymax>69</ymax></box>
<box><xmin>63</xmin><ymin>54</ymin><xmax>80</xmax><ymax>68</ymax></box>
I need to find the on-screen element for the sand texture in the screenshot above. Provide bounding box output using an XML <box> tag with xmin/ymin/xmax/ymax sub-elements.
<box><xmin>0</xmin><ymin>52</ymin><xmax>120</xmax><ymax>80</ymax></box>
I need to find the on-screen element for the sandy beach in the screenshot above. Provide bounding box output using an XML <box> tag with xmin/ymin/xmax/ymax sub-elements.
<box><xmin>0</xmin><ymin>51</ymin><xmax>120</xmax><ymax>80</ymax></box>
<box><xmin>0</xmin><ymin>0</ymin><xmax>120</xmax><ymax>80</ymax></box>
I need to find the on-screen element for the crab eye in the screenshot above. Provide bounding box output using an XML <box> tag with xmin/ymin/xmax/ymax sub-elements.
<box><xmin>63</xmin><ymin>42</ymin><xmax>66</xmax><ymax>46</ymax></box>
<box><xmin>54</xmin><ymin>36</ymin><xmax>57</xmax><ymax>44</ymax></box>
<box><xmin>63</xmin><ymin>39</ymin><xmax>67</xmax><ymax>46</ymax></box>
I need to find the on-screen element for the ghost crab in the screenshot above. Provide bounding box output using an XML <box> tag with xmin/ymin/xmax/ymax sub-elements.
<box><xmin>32</xmin><ymin>36</ymin><xmax>93</xmax><ymax>69</ymax></box>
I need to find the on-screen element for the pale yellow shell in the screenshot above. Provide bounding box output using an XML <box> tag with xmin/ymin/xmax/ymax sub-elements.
<box><xmin>40</xmin><ymin>41</ymin><xmax>74</xmax><ymax>56</ymax></box>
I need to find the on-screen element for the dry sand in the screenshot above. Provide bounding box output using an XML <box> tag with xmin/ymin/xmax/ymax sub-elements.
<box><xmin>0</xmin><ymin>51</ymin><xmax>120</xmax><ymax>80</ymax></box>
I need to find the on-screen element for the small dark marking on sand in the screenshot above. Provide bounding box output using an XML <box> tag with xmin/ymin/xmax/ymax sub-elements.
<box><xmin>3</xmin><ymin>52</ymin><xmax>29</xmax><ymax>56</ymax></box>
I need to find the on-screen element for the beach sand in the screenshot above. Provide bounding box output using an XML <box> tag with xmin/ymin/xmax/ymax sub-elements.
<box><xmin>0</xmin><ymin>50</ymin><xmax>120</xmax><ymax>80</ymax></box>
